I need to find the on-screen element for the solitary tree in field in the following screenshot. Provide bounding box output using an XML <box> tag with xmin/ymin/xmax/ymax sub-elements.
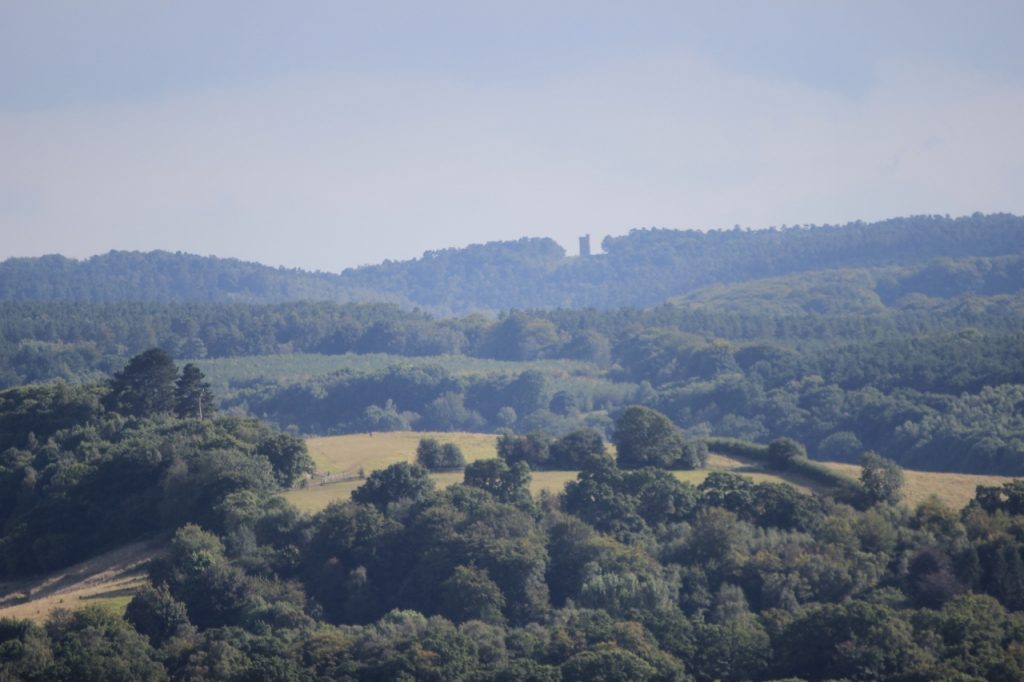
<box><xmin>417</xmin><ymin>438</ymin><xmax>466</xmax><ymax>470</ymax></box>
<box><xmin>417</xmin><ymin>438</ymin><xmax>444</xmax><ymax>469</ymax></box>
<box><xmin>860</xmin><ymin>451</ymin><xmax>904</xmax><ymax>505</ymax></box>
<box><xmin>767</xmin><ymin>437</ymin><xmax>807</xmax><ymax>470</ymax></box>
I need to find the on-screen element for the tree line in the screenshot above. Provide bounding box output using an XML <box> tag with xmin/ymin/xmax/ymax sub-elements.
<box><xmin>2</xmin><ymin>213</ymin><xmax>1022</xmax><ymax>313</ymax></box>
<box><xmin>1</xmin><ymin>252</ymin><xmax>1023</xmax><ymax>476</ymax></box>
<box><xmin>0</xmin><ymin>354</ymin><xmax>312</xmax><ymax>576</ymax></box>
<box><xmin>3</xmin><ymin>354</ymin><xmax>1024</xmax><ymax>679</ymax></box>
<box><xmin>5</xmin><ymin>429</ymin><xmax>1024</xmax><ymax>679</ymax></box>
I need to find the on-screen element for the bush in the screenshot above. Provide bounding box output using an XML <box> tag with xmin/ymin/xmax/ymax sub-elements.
<box><xmin>416</xmin><ymin>438</ymin><xmax>467</xmax><ymax>470</ymax></box>
<box><xmin>613</xmin><ymin>405</ymin><xmax>706</xmax><ymax>470</ymax></box>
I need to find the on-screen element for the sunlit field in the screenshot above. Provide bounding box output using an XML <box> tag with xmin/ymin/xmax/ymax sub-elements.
<box><xmin>283</xmin><ymin>432</ymin><xmax>822</xmax><ymax>512</ymax></box>
<box><xmin>281</xmin><ymin>432</ymin><xmax>1016</xmax><ymax>513</ymax></box>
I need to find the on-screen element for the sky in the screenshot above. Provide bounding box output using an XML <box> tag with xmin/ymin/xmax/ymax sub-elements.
<box><xmin>2</xmin><ymin>1</ymin><xmax>1023</xmax><ymax>272</ymax></box>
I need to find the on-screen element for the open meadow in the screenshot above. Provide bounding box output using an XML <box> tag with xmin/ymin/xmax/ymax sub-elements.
<box><xmin>5</xmin><ymin>432</ymin><xmax>1016</xmax><ymax>625</ymax></box>
<box><xmin>283</xmin><ymin>431</ymin><xmax>1019</xmax><ymax>513</ymax></box>
<box><xmin>286</xmin><ymin>432</ymin><xmax>822</xmax><ymax>513</ymax></box>
<box><xmin>824</xmin><ymin>462</ymin><xmax>1015</xmax><ymax>510</ymax></box>
<box><xmin>0</xmin><ymin>540</ymin><xmax>161</xmax><ymax>624</ymax></box>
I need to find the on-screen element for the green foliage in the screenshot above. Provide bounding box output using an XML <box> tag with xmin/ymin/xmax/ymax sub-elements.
<box><xmin>613</xmin><ymin>406</ymin><xmax>706</xmax><ymax>469</ymax></box>
<box><xmin>549</xmin><ymin>428</ymin><xmax>609</xmax><ymax>469</ymax></box>
<box><xmin>351</xmin><ymin>462</ymin><xmax>435</xmax><ymax>510</ymax></box>
<box><xmin>766</xmin><ymin>437</ymin><xmax>806</xmax><ymax>469</ymax></box>
<box><xmin>7</xmin><ymin>215</ymin><xmax>1024</xmax><ymax>679</ymax></box>
<box><xmin>46</xmin><ymin>606</ymin><xmax>167</xmax><ymax>681</ymax></box>
<box><xmin>173</xmin><ymin>363</ymin><xmax>214</xmax><ymax>419</ymax></box>
<box><xmin>11</xmin><ymin>419</ymin><xmax>1024</xmax><ymax>681</ymax></box>
<box><xmin>496</xmin><ymin>432</ymin><xmax>551</xmax><ymax>469</ymax></box>
<box><xmin>256</xmin><ymin>432</ymin><xmax>314</xmax><ymax>487</ymax></box>
<box><xmin>5</xmin><ymin>251</ymin><xmax>1024</xmax><ymax>478</ymax></box>
<box><xmin>104</xmin><ymin>348</ymin><xmax>178</xmax><ymax>417</ymax></box>
<box><xmin>0</xmin><ymin>618</ymin><xmax>53</xmax><ymax>680</ymax></box>
<box><xmin>416</xmin><ymin>437</ymin><xmax>466</xmax><ymax>470</ymax></box>
<box><xmin>124</xmin><ymin>583</ymin><xmax>193</xmax><ymax>647</ymax></box>
<box><xmin>0</xmin><ymin>371</ymin><xmax>296</xmax><ymax>576</ymax></box>
<box><xmin>771</xmin><ymin>601</ymin><xmax>929</xmax><ymax>681</ymax></box>
<box><xmin>707</xmin><ymin>436</ymin><xmax>865</xmax><ymax>500</ymax></box>
<box><xmin>438</xmin><ymin>565</ymin><xmax>507</xmax><ymax>624</ymax></box>
<box><xmin>415</xmin><ymin>437</ymin><xmax>443</xmax><ymax>468</ymax></box>
<box><xmin>5</xmin><ymin>214</ymin><xmax>1023</xmax><ymax>311</ymax></box>
<box><xmin>860</xmin><ymin>452</ymin><xmax>905</xmax><ymax>505</ymax></box>
<box><xmin>463</xmin><ymin>459</ymin><xmax>533</xmax><ymax>508</ymax></box>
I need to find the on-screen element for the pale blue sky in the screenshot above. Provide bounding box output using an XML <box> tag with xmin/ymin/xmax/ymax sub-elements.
<box><xmin>2</xmin><ymin>1</ymin><xmax>1023</xmax><ymax>271</ymax></box>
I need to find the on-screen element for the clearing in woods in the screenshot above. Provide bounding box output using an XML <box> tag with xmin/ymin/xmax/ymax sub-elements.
<box><xmin>824</xmin><ymin>462</ymin><xmax>1015</xmax><ymax>510</ymax></box>
<box><xmin>5</xmin><ymin>434</ymin><xmax>1014</xmax><ymax>622</ymax></box>
<box><xmin>284</xmin><ymin>432</ymin><xmax>819</xmax><ymax>513</ymax></box>
<box><xmin>0</xmin><ymin>539</ymin><xmax>161</xmax><ymax>623</ymax></box>
<box><xmin>284</xmin><ymin>431</ymin><xmax>1018</xmax><ymax>513</ymax></box>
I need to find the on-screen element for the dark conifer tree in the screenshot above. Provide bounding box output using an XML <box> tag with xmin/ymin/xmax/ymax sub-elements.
<box><xmin>174</xmin><ymin>363</ymin><xmax>214</xmax><ymax>419</ymax></box>
<box><xmin>105</xmin><ymin>348</ymin><xmax>178</xmax><ymax>417</ymax></box>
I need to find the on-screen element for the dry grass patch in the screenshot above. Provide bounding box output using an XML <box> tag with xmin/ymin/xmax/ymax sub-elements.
<box><xmin>285</xmin><ymin>432</ymin><xmax>499</xmax><ymax>513</ymax></box>
<box><xmin>0</xmin><ymin>540</ymin><xmax>159</xmax><ymax>623</ymax></box>
<box><xmin>295</xmin><ymin>434</ymin><xmax>963</xmax><ymax>516</ymax></box>
<box><xmin>285</xmin><ymin>433</ymin><xmax>828</xmax><ymax>513</ymax></box>
<box><xmin>823</xmin><ymin>462</ymin><xmax>1016</xmax><ymax>510</ymax></box>
<box><xmin>306</xmin><ymin>432</ymin><xmax>500</xmax><ymax>475</ymax></box>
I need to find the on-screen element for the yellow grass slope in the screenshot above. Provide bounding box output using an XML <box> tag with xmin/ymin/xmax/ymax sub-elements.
<box><xmin>825</xmin><ymin>462</ymin><xmax>1015</xmax><ymax>511</ymax></box>
<box><xmin>285</xmin><ymin>431</ymin><xmax>1019</xmax><ymax>514</ymax></box>
<box><xmin>0</xmin><ymin>539</ymin><xmax>161</xmax><ymax>623</ymax></box>
<box><xmin>285</xmin><ymin>432</ymin><xmax>820</xmax><ymax>513</ymax></box>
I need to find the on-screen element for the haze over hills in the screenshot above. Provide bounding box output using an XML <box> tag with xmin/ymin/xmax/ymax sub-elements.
<box><xmin>2</xmin><ymin>213</ymin><xmax>1022</xmax><ymax>313</ymax></box>
<box><xmin>3</xmin><ymin>210</ymin><xmax>1023</xmax><ymax>477</ymax></box>
<box><xmin>8</xmin><ymin>3</ymin><xmax>1024</xmax><ymax>678</ymax></box>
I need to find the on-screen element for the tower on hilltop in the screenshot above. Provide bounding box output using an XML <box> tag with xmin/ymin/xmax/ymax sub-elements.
<box><xmin>578</xmin><ymin>234</ymin><xmax>591</xmax><ymax>257</ymax></box>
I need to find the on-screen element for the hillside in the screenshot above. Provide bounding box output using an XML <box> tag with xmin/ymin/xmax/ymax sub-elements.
<box><xmin>2</xmin><ymin>213</ymin><xmax>1022</xmax><ymax>313</ymax></box>
<box><xmin>0</xmin><ymin>540</ymin><xmax>159</xmax><ymax>623</ymax></box>
<box><xmin>283</xmin><ymin>432</ymin><xmax>1013</xmax><ymax>513</ymax></box>
<box><xmin>7</xmin><ymin>376</ymin><xmax>1024</xmax><ymax>681</ymax></box>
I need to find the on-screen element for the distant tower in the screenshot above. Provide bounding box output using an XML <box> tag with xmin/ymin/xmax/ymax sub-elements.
<box><xmin>578</xmin><ymin>234</ymin><xmax>591</xmax><ymax>257</ymax></box>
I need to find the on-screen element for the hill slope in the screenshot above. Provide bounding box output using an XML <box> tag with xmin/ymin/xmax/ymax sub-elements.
<box><xmin>282</xmin><ymin>432</ymin><xmax>1014</xmax><ymax>513</ymax></box>
<box><xmin>3</xmin><ymin>213</ymin><xmax>1022</xmax><ymax>313</ymax></box>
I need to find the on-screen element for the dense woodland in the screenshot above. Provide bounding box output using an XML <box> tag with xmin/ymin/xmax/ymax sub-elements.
<box><xmin>2</xmin><ymin>214</ymin><xmax>1024</xmax><ymax>679</ymax></box>
<box><xmin>1</xmin><ymin>246</ymin><xmax>1022</xmax><ymax>474</ymax></box>
<box><xmin>2</xmin><ymin>213</ymin><xmax>1022</xmax><ymax>313</ymax></box>
<box><xmin>5</xmin><ymin>358</ymin><xmax>1024</xmax><ymax>679</ymax></box>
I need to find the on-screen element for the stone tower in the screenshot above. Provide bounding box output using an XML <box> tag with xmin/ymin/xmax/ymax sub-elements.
<box><xmin>578</xmin><ymin>234</ymin><xmax>591</xmax><ymax>257</ymax></box>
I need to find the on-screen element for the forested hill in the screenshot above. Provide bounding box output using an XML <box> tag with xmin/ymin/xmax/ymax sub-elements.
<box><xmin>2</xmin><ymin>213</ymin><xmax>1023</xmax><ymax>312</ymax></box>
<box><xmin>0</xmin><ymin>250</ymin><xmax>398</xmax><ymax>306</ymax></box>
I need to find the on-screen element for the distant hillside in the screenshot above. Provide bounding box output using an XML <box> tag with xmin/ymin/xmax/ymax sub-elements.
<box><xmin>2</xmin><ymin>213</ymin><xmax>1022</xmax><ymax>312</ymax></box>
<box><xmin>672</xmin><ymin>254</ymin><xmax>1024</xmax><ymax>315</ymax></box>
<box><xmin>0</xmin><ymin>251</ymin><xmax>396</xmax><ymax>306</ymax></box>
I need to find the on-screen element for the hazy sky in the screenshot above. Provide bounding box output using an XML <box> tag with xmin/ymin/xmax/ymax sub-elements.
<box><xmin>2</xmin><ymin>1</ymin><xmax>1023</xmax><ymax>271</ymax></box>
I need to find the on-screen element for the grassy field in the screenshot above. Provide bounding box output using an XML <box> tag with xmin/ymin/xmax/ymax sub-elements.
<box><xmin>824</xmin><ymin>462</ymin><xmax>1013</xmax><ymax>510</ymax></box>
<box><xmin>284</xmin><ymin>431</ymin><xmax>1018</xmax><ymax>513</ymax></box>
<box><xmin>283</xmin><ymin>432</ymin><xmax>823</xmax><ymax>513</ymax></box>
<box><xmin>9</xmin><ymin>433</ymin><xmax>1012</xmax><ymax>623</ymax></box>
<box><xmin>0</xmin><ymin>540</ymin><xmax>159</xmax><ymax>623</ymax></box>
